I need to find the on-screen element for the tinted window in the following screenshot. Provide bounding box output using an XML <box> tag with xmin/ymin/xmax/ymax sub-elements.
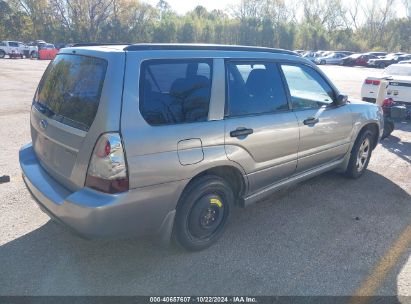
<box><xmin>281</xmin><ymin>64</ymin><xmax>335</xmax><ymax>110</ymax></box>
<box><xmin>8</xmin><ymin>42</ymin><xmax>18</xmax><ymax>47</ymax></box>
<box><xmin>226</xmin><ymin>62</ymin><xmax>289</xmax><ymax>117</ymax></box>
<box><xmin>140</xmin><ymin>59</ymin><xmax>212</xmax><ymax>125</ymax></box>
<box><xmin>34</xmin><ymin>54</ymin><xmax>107</xmax><ymax>131</ymax></box>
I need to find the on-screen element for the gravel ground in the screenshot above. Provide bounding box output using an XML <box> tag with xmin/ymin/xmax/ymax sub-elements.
<box><xmin>0</xmin><ymin>59</ymin><xmax>410</xmax><ymax>297</ymax></box>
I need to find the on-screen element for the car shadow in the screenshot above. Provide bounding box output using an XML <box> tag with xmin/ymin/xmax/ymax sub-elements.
<box><xmin>1</xmin><ymin>171</ymin><xmax>410</xmax><ymax>298</ymax></box>
<box><xmin>381</xmin><ymin>134</ymin><xmax>411</xmax><ymax>164</ymax></box>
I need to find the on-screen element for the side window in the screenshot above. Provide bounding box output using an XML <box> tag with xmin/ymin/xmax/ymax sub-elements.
<box><xmin>9</xmin><ymin>42</ymin><xmax>18</xmax><ymax>47</ymax></box>
<box><xmin>139</xmin><ymin>59</ymin><xmax>212</xmax><ymax>126</ymax></box>
<box><xmin>226</xmin><ymin>61</ymin><xmax>289</xmax><ymax>117</ymax></box>
<box><xmin>281</xmin><ymin>64</ymin><xmax>335</xmax><ymax>110</ymax></box>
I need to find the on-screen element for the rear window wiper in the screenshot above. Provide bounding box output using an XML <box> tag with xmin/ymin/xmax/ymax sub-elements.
<box><xmin>33</xmin><ymin>101</ymin><xmax>55</xmax><ymax>117</ymax></box>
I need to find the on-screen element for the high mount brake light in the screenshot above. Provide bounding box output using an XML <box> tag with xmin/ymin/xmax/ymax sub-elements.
<box><xmin>85</xmin><ymin>133</ymin><xmax>129</xmax><ymax>194</ymax></box>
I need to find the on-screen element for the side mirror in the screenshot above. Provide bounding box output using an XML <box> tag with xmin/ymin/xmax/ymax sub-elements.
<box><xmin>336</xmin><ymin>94</ymin><xmax>348</xmax><ymax>106</ymax></box>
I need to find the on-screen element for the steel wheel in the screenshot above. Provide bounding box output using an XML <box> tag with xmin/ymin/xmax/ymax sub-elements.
<box><xmin>174</xmin><ymin>175</ymin><xmax>234</xmax><ymax>251</ymax></box>
<box><xmin>188</xmin><ymin>194</ymin><xmax>225</xmax><ymax>239</ymax></box>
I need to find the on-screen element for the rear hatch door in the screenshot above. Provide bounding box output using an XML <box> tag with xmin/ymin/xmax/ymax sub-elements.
<box><xmin>387</xmin><ymin>76</ymin><xmax>411</xmax><ymax>105</ymax></box>
<box><xmin>31</xmin><ymin>49</ymin><xmax>125</xmax><ymax>191</ymax></box>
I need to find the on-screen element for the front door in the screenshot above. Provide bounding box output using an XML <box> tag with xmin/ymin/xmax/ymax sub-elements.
<box><xmin>224</xmin><ymin>61</ymin><xmax>300</xmax><ymax>194</ymax></box>
<box><xmin>280</xmin><ymin>64</ymin><xmax>353</xmax><ymax>173</ymax></box>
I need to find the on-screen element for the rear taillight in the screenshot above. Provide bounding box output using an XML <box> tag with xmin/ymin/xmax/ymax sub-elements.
<box><xmin>85</xmin><ymin>133</ymin><xmax>129</xmax><ymax>194</ymax></box>
<box><xmin>365</xmin><ymin>79</ymin><xmax>381</xmax><ymax>85</ymax></box>
<box><xmin>382</xmin><ymin>98</ymin><xmax>394</xmax><ymax>107</ymax></box>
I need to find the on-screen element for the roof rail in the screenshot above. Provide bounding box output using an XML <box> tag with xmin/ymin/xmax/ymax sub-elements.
<box><xmin>71</xmin><ymin>43</ymin><xmax>131</xmax><ymax>47</ymax></box>
<box><xmin>123</xmin><ymin>43</ymin><xmax>298</xmax><ymax>55</ymax></box>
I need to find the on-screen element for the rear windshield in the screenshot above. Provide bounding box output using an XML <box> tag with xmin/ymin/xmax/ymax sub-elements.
<box><xmin>34</xmin><ymin>54</ymin><xmax>107</xmax><ymax>131</ymax></box>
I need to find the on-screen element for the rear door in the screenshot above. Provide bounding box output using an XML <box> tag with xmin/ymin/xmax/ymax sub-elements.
<box><xmin>31</xmin><ymin>51</ymin><xmax>124</xmax><ymax>190</ymax></box>
<box><xmin>224</xmin><ymin>60</ymin><xmax>299</xmax><ymax>194</ymax></box>
<box><xmin>280</xmin><ymin>63</ymin><xmax>353</xmax><ymax>172</ymax></box>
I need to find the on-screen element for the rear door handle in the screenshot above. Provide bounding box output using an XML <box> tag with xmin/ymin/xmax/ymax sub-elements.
<box><xmin>303</xmin><ymin>117</ymin><xmax>319</xmax><ymax>126</ymax></box>
<box><xmin>230</xmin><ymin>128</ymin><xmax>253</xmax><ymax>138</ymax></box>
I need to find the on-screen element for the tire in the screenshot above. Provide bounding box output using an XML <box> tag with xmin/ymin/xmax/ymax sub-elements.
<box><xmin>173</xmin><ymin>175</ymin><xmax>234</xmax><ymax>251</ymax></box>
<box><xmin>321</xmin><ymin>60</ymin><xmax>326</xmax><ymax>65</ymax></box>
<box><xmin>378</xmin><ymin>62</ymin><xmax>386</xmax><ymax>69</ymax></box>
<box><xmin>382</xmin><ymin>120</ymin><xmax>394</xmax><ymax>139</ymax></box>
<box><xmin>345</xmin><ymin>129</ymin><xmax>374</xmax><ymax>179</ymax></box>
<box><xmin>0</xmin><ymin>50</ymin><xmax>5</xmax><ymax>58</ymax></box>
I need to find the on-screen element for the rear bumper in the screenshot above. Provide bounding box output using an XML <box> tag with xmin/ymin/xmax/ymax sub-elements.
<box><xmin>19</xmin><ymin>143</ymin><xmax>186</xmax><ymax>239</ymax></box>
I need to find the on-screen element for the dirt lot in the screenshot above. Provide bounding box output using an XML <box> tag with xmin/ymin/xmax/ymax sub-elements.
<box><xmin>0</xmin><ymin>59</ymin><xmax>410</xmax><ymax>298</ymax></box>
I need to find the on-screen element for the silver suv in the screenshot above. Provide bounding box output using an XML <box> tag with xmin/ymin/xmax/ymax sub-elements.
<box><xmin>20</xmin><ymin>44</ymin><xmax>384</xmax><ymax>251</ymax></box>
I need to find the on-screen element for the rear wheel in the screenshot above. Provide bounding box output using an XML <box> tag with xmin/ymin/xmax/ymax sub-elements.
<box><xmin>173</xmin><ymin>175</ymin><xmax>234</xmax><ymax>251</ymax></box>
<box><xmin>0</xmin><ymin>50</ymin><xmax>5</xmax><ymax>58</ymax></box>
<box><xmin>378</xmin><ymin>62</ymin><xmax>386</xmax><ymax>69</ymax></box>
<box><xmin>321</xmin><ymin>60</ymin><xmax>326</xmax><ymax>65</ymax></box>
<box><xmin>345</xmin><ymin>129</ymin><xmax>374</xmax><ymax>179</ymax></box>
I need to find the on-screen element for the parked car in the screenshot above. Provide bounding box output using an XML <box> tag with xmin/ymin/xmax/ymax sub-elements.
<box><xmin>54</xmin><ymin>43</ymin><xmax>68</xmax><ymax>50</ymax></box>
<box><xmin>361</xmin><ymin>64</ymin><xmax>411</xmax><ymax>104</ymax></box>
<box><xmin>398</xmin><ymin>60</ymin><xmax>411</xmax><ymax>64</ymax></box>
<box><xmin>0</xmin><ymin>41</ymin><xmax>29</xmax><ymax>58</ymax></box>
<box><xmin>19</xmin><ymin>44</ymin><xmax>383</xmax><ymax>251</ymax></box>
<box><xmin>338</xmin><ymin>51</ymin><xmax>354</xmax><ymax>56</ymax></box>
<box><xmin>302</xmin><ymin>51</ymin><xmax>320</xmax><ymax>62</ymax></box>
<box><xmin>367</xmin><ymin>54</ymin><xmax>411</xmax><ymax>68</ymax></box>
<box><xmin>21</xmin><ymin>42</ymin><xmax>38</xmax><ymax>58</ymax></box>
<box><xmin>341</xmin><ymin>53</ymin><xmax>378</xmax><ymax>66</ymax></box>
<box><xmin>363</xmin><ymin>51</ymin><xmax>388</xmax><ymax>57</ymax></box>
<box><xmin>315</xmin><ymin>52</ymin><xmax>346</xmax><ymax>65</ymax></box>
<box><xmin>362</xmin><ymin>64</ymin><xmax>411</xmax><ymax>137</ymax></box>
<box><xmin>293</xmin><ymin>49</ymin><xmax>305</xmax><ymax>54</ymax></box>
<box><xmin>38</xmin><ymin>43</ymin><xmax>59</xmax><ymax>60</ymax></box>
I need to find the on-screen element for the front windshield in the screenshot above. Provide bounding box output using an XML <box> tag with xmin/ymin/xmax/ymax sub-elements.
<box><xmin>383</xmin><ymin>65</ymin><xmax>411</xmax><ymax>76</ymax></box>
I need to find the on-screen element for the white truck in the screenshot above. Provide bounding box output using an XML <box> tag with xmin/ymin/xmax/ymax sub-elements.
<box><xmin>361</xmin><ymin>64</ymin><xmax>411</xmax><ymax>106</ymax></box>
<box><xmin>0</xmin><ymin>41</ymin><xmax>38</xmax><ymax>58</ymax></box>
<box><xmin>361</xmin><ymin>64</ymin><xmax>411</xmax><ymax>137</ymax></box>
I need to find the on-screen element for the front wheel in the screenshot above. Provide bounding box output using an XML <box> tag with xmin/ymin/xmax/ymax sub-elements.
<box><xmin>0</xmin><ymin>50</ymin><xmax>5</xmax><ymax>58</ymax></box>
<box><xmin>345</xmin><ymin>130</ymin><xmax>374</xmax><ymax>179</ymax></box>
<box><xmin>173</xmin><ymin>175</ymin><xmax>234</xmax><ymax>251</ymax></box>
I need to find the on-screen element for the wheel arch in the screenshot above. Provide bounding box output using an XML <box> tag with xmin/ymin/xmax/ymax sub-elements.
<box><xmin>358</xmin><ymin>122</ymin><xmax>379</xmax><ymax>150</ymax></box>
<box><xmin>182</xmin><ymin>165</ymin><xmax>247</xmax><ymax>207</ymax></box>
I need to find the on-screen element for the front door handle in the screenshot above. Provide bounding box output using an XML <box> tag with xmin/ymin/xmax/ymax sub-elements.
<box><xmin>303</xmin><ymin>117</ymin><xmax>319</xmax><ymax>126</ymax></box>
<box><xmin>230</xmin><ymin>128</ymin><xmax>253</xmax><ymax>138</ymax></box>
